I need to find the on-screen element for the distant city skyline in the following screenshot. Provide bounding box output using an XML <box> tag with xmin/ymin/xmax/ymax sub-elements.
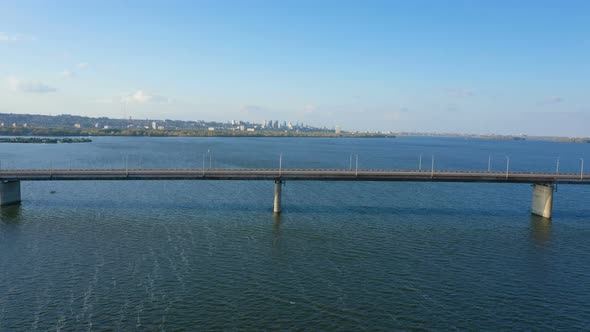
<box><xmin>1</xmin><ymin>1</ymin><xmax>589</xmax><ymax>136</ymax></box>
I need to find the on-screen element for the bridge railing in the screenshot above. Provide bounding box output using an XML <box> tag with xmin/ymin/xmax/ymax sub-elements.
<box><xmin>0</xmin><ymin>152</ymin><xmax>586</xmax><ymax>177</ymax></box>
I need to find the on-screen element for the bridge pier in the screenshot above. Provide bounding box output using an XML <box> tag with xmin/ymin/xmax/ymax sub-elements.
<box><xmin>274</xmin><ymin>180</ymin><xmax>283</xmax><ymax>214</ymax></box>
<box><xmin>0</xmin><ymin>180</ymin><xmax>21</xmax><ymax>206</ymax></box>
<box><xmin>531</xmin><ymin>184</ymin><xmax>553</xmax><ymax>219</ymax></box>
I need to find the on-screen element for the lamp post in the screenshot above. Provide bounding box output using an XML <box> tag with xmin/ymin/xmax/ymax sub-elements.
<box><xmin>419</xmin><ymin>154</ymin><xmax>422</xmax><ymax>171</ymax></box>
<box><xmin>488</xmin><ymin>155</ymin><xmax>491</xmax><ymax>172</ymax></box>
<box><xmin>556</xmin><ymin>158</ymin><xmax>560</xmax><ymax>175</ymax></box>
<box><xmin>279</xmin><ymin>153</ymin><xmax>282</xmax><ymax>176</ymax></box>
<box><xmin>505</xmin><ymin>155</ymin><xmax>510</xmax><ymax>179</ymax></box>
<box><xmin>581</xmin><ymin>158</ymin><xmax>584</xmax><ymax>180</ymax></box>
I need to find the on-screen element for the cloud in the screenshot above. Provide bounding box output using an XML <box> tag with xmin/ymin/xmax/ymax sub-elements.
<box><xmin>539</xmin><ymin>96</ymin><xmax>563</xmax><ymax>105</ymax></box>
<box><xmin>0</xmin><ymin>32</ymin><xmax>36</xmax><ymax>42</ymax></box>
<box><xmin>303</xmin><ymin>105</ymin><xmax>316</xmax><ymax>113</ymax></box>
<box><xmin>60</xmin><ymin>70</ymin><xmax>76</xmax><ymax>79</ymax></box>
<box><xmin>7</xmin><ymin>77</ymin><xmax>56</xmax><ymax>93</ymax></box>
<box><xmin>123</xmin><ymin>90</ymin><xmax>170</xmax><ymax>104</ymax></box>
<box><xmin>60</xmin><ymin>62</ymin><xmax>88</xmax><ymax>79</ymax></box>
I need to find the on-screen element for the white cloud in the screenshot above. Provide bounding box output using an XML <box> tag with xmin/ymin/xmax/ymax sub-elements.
<box><xmin>122</xmin><ymin>90</ymin><xmax>170</xmax><ymax>104</ymax></box>
<box><xmin>0</xmin><ymin>32</ymin><xmax>36</xmax><ymax>42</ymax></box>
<box><xmin>303</xmin><ymin>105</ymin><xmax>316</xmax><ymax>113</ymax></box>
<box><xmin>7</xmin><ymin>77</ymin><xmax>56</xmax><ymax>93</ymax></box>
<box><xmin>60</xmin><ymin>70</ymin><xmax>76</xmax><ymax>79</ymax></box>
<box><xmin>0</xmin><ymin>32</ymin><xmax>17</xmax><ymax>42</ymax></box>
<box><xmin>60</xmin><ymin>62</ymin><xmax>88</xmax><ymax>79</ymax></box>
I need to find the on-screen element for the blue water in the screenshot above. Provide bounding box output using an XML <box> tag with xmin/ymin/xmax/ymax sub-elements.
<box><xmin>1</xmin><ymin>137</ymin><xmax>590</xmax><ymax>330</ymax></box>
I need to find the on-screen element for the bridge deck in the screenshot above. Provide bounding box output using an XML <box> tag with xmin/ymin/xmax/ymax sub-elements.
<box><xmin>1</xmin><ymin>169</ymin><xmax>589</xmax><ymax>184</ymax></box>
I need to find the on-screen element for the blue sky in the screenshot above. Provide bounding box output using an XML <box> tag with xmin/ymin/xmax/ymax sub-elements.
<box><xmin>1</xmin><ymin>0</ymin><xmax>589</xmax><ymax>136</ymax></box>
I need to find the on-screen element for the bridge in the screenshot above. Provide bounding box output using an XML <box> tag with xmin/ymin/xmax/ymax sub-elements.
<box><xmin>1</xmin><ymin>168</ymin><xmax>589</xmax><ymax>218</ymax></box>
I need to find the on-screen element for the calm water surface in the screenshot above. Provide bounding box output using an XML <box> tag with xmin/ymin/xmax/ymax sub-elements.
<box><xmin>1</xmin><ymin>137</ymin><xmax>590</xmax><ymax>331</ymax></box>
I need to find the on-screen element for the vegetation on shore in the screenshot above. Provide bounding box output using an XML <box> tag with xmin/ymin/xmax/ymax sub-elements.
<box><xmin>0</xmin><ymin>137</ymin><xmax>92</xmax><ymax>144</ymax></box>
<box><xmin>1</xmin><ymin>125</ymin><xmax>588</xmax><ymax>143</ymax></box>
<box><xmin>0</xmin><ymin>126</ymin><xmax>395</xmax><ymax>138</ymax></box>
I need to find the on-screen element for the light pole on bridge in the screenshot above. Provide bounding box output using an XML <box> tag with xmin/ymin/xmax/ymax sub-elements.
<box><xmin>556</xmin><ymin>158</ymin><xmax>560</xmax><ymax>175</ymax></box>
<box><xmin>505</xmin><ymin>155</ymin><xmax>510</xmax><ymax>179</ymax></box>
<box><xmin>581</xmin><ymin>158</ymin><xmax>584</xmax><ymax>180</ymax></box>
<box><xmin>488</xmin><ymin>155</ymin><xmax>491</xmax><ymax>172</ymax></box>
<box><xmin>279</xmin><ymin>153</ymin><xmax>282</xmax><ymax>176</ymax></box>
<box><xmin>419</xmin><ymin>154</ymin><xmax>422</xmax><ymax>171</ymax></box>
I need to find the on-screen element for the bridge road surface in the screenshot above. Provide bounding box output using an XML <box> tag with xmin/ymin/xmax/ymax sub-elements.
<box><xmin>1</xmin><ymin>169</ymin><xmax>589</xmax><ymax>184</ymax></box>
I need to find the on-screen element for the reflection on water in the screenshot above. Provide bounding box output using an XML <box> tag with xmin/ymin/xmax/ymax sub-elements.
<box><xmin>0</xmin><ymin>204</ymin><xmax>22</xmax><ymax>222</ymax></box>
<box><xmin>529</xmin><ymin>214</ymin><xmax>552</xmax><ymax>247</ymax></box>
<box><xmin>272</xmin><ymin>213</ymin><xmax>283</xmax><ymax>248</ymax></box>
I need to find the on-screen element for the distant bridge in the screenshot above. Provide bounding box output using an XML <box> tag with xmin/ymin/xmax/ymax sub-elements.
<box><xmin>1</xmin><ymin>168</ymin><xmax>589</xmax><ymax>218</ymax></box>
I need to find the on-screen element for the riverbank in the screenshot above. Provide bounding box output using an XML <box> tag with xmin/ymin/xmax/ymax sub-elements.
<box><xmin>0</xmin><ymin>137</ymin><xmax>92</xmax><ymax>144</ymax></box>
<box><xmin>0</xmin><ymin>127</ymin><xmax>395</xmax><ymax>138</ymax></box>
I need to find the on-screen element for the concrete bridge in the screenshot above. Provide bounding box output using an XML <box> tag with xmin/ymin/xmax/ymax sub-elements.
<box><xmin>1</xmin><ymin>168</ymin><xmax>589</xmax><ymax>218</ymax></box>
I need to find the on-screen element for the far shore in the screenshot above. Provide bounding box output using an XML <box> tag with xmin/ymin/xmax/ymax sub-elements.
<box><xmin>0</xmin><ymin>127</ymin><xmax>589</xmax><ymax>143</ymax></box>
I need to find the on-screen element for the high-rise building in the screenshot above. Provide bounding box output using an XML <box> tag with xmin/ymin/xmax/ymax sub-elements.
<box><xmin>152</xmin><ymin>121</ymin><xmax>157</xmax><ymax>129</ymax></box>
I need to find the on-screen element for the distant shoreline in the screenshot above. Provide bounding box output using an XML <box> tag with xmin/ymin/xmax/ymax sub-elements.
<box><xmin>0</xmin><ymin>127</ymin><xmax>395</xmax><ymax>138</ymax></box>
<box><xmin>0</xmin><ymin>137</ymin><xmax>92</xmax><ymax>144</ymax></box>
<box><xmin>0</xmin><ymin>127</ymin><xmax>589</xmax><ymax>143</ymax></box>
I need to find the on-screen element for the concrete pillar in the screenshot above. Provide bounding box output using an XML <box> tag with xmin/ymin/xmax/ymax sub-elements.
<box><xmin>0</xmin><ymin>181</ymin><xmax>21</xmax><ymax>206</ymax></box>
<box><xmin>273</xmin><ymin>180</ymin><xmax>283</xmax><ymax>214</ymax></box>
<box><xmin>531</xmin><ymin>184</ymin><xmax>553</xmax><ymax>219</ymax></box>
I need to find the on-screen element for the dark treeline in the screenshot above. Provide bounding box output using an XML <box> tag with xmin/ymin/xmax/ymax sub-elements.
<box><xmin>0</xmin><ymin>137</ymin><xmax>91</xmax><ymax>144</ymax></box>
<box><xmin>0</xmin><ymin>126</ymin><xmax>394</xmax><ymax>138</ymax></box>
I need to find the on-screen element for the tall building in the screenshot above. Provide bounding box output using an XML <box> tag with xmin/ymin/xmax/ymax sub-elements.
<box><xmin>152</xmin><ymin>121</ymin><xmax>157</xmax><ymax>129</ymax></box>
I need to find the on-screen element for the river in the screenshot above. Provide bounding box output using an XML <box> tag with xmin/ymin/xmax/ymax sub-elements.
<box><xmin>1</xmin><ymin>136</ymin><xmax>589</xmax><ymax>330</ymax></box>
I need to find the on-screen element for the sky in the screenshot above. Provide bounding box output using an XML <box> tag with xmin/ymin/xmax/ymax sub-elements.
<box><xmin>1</xmin><ymin>0</ymin><xmax>589</xmax><ymax>136</ymax></box>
